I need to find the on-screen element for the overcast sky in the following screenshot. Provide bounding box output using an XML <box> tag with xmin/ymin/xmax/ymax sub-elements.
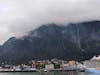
<box><xmin>0</xmin><ymin>0</ymin><xmax>100</xmax><ymax>44</ymax></box>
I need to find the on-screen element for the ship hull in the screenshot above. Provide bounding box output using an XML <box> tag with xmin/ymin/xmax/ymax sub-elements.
<box><xmin>85</xmin><ymin>68</ymin><xmax>100</xmax><ymax>73</ymax></box>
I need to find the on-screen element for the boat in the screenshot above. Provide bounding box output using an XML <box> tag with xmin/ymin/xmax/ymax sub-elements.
<box><xmin>44</xmin><ymin>69</ymin><xmax>49</xmax><ymax>72</ymax></box>
<box><xmin>85</xmin><ymin>68</ymin><xmax>100</xmax><ymax>73</ymax></box>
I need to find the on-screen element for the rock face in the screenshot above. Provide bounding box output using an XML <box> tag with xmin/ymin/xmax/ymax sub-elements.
<box><xmin>0</xmin><ymin>21</ymin><xmax>100</xmax><ymax>64</ymax></box>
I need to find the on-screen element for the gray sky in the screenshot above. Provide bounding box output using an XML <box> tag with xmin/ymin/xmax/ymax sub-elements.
<box><xmin>0</xmin><ymin>0</ymin><xmax>100</xmax><ymax>44</ymax></box>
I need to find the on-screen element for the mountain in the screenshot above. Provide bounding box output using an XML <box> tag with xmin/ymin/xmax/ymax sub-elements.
<box><xmin>0</xmin><ymin>21</ymin><xmax>100</xmax><ymax>64</ymax></box>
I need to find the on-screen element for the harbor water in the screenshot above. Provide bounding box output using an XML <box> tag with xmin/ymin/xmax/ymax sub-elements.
<box><xmin>0</xmin><ymin>72</ymin><xmax>98</xmax><ymax>75</ymax></box>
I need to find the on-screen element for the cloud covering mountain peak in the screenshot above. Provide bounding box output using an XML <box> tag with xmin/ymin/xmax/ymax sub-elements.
<box><xmin>0</xmin><ymin>0</ymin><xmax>100</xmax><ymax>44</ymax></box>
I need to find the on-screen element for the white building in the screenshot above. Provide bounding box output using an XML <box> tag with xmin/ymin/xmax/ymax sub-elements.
<box><xmin>45</xmin><ymin>64</ymin><xmax>54</xmax><ymax>70</ymax></box>
<box><xmin>83</xmin><ymin>56</ymin><xmax>100</xmax><ymax>68</ymax></box>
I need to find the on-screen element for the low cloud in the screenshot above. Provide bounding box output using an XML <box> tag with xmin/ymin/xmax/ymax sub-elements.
<box><xmin>0</xmin><ymin>0</ymin><xmax>100</xmax><ymax>44</ymax></box>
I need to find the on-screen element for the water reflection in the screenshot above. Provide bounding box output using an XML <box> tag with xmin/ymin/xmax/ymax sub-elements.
<box><xmin>0</xmin><ymin>72</ymin><xmax>98</xmax><ymax>75</ymax></box>
<box><xmin>40</xmin><ymin>71</ymin><xmax>80</xmax><ymax>75</ymax></box>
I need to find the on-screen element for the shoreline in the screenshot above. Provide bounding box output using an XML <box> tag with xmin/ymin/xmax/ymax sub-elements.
<box><xmin>0</xmin><ymin>70</ymin><xmax>85</xmax><ymax>73</ymax></box>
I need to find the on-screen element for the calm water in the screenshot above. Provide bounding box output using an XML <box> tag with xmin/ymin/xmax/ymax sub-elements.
<box><xmin>0</xmin><ymin>72</ymin><xmax>98</xmax><ymax>75</ymax></box>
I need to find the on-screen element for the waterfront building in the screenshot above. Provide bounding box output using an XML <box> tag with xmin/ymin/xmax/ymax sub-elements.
<box><xmin>45</xmin><ymin>64</ymin><xmax>54</xmax><ymax>70</ymax></box>
<box><xmin>84</xmin><ymin>60</ymin><xmax>100</xmax><ymax>68</ymax></box>
<box><xmin>83</xmin><ymin>56</ymin><xmax>100</xmax><ymax>73</ymax></box>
